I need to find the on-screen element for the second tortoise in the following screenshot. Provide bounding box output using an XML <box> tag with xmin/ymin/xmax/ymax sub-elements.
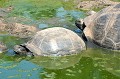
<box><xmin>75</xmin><ymin>3</ymin><xmax>120</xmax><ymax>50</ymax></box>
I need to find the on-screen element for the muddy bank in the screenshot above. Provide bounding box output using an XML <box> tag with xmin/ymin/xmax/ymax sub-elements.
<box><xmin>0</xmin><ymin>7</ymin><xmax>39</xmax><ymax>38</ymax></box>
<box><xmin>75</xmin><ymin>0</ymin><xmax>119</xmax><ymax>10</ymax></box>
<box><xmin>0</xmin><ymin>18</ymin><xmax>38</xmax><ymax>38</ymax></box>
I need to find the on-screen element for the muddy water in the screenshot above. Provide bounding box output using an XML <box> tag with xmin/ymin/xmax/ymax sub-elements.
<box><xmin>0</xmin><ymin>0</ymin><xmax>120</xmax><ymax>79</ymax></box>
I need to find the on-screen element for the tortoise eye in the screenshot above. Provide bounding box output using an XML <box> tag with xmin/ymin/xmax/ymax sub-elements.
<box><xmin>21</xmin><ymin>48</ymin><xmax>26</xmax><ymax>51</ymax></box>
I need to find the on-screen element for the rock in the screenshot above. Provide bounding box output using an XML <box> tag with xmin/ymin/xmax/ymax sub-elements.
<box><xmin>6</xmin><ymin>23</ymin><xmax>39</xmax><ymax>38</ymax></box>
<box><xmin>86</xmin><ymin>11</ymin><xmax>96</xmax><ymax>16</ymax></box>
<box><xmin>0</xmin><ymin>18</ymin><xmax>6</xmax><ymax>31</ymax></box>
<box><xmin>76</xmin><ymin>0</ymin><xmax>118</xmax><ymax>10</ymax></box>
<box><xmin>0</xmin><ymin>6</ymin><xmax>13</xmax><ymax>18</ymax></box>
<box><xmin>0</xmin><ymin>42</ymin><xmax>7</xmax><ymax>53</ymax></box>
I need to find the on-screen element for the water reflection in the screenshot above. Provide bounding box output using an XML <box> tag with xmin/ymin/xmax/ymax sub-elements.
<box><xmin>40</xmin><ymin>48</ymin><xmax>120</xmax><ymax>79</ymax></box>
<box><xmin>0</xmin><ymin>47</ymin><xmax>119</xmax><ymax>79</ymax></box>
<box><xmin>30</xmin><ymin>53</ymin><xmax>82</xmax><ymax>69</ymax></box>
<box><xmin>0</xmin><ymin>56</ymin><xmax>43</xmax><ymax>79</ymax></box>
<box><xmin>37</xmin><ymin>7</ymin><xmax>86</xmax><ymax>30</ymax></box>
<box><xmin>56</xmin><ymin>7</ymin><xmax>85</xmax><ymax>20</ymax></box>
<box><xmin>38</xmin><ymin>24</ymin><xmax>49</xmax><ymax>29</ymax></box>
<box><xmin>0</xmin><ymin>34</ymin><xmax>27</xmax><ymax>49</ymax></box>
<box><xmin>56</xmin><ymin>7</ymin><xmax>67</xmax><ymax>18</ymax></box>
<box><xmin>0</xmin><ymin>35</ymin><xmax>43</xmax><ymax>78</ymax></box>
<box><xmin>82</xmin><ymin>48</ymin><xmax>120</xmax><ymax>77</ymax></box>
<box><xmin>0</xmin><ymin>0</ymin><xmax>120</xmax><ymax>79</ymax></box>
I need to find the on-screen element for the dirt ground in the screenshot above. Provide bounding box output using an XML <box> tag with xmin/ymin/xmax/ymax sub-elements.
<box><xmin>75</xmin><ymin>0</ymin><xmax>119</xmax><ymax>10</ymax></box>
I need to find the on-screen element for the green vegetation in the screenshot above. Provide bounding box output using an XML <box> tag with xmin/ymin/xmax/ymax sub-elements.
<box><xmin>0</xmin><ymin>35</ymin><xmax>27</xmax><ymax>48</ymax></box>
<box><xmin>92</xmin><ymin>6</ymin><xmax>105</xmax><ymax>12</ymax></box>
<box><xmin>112</xmin><ymin>0</ymin><xmax>120</xmax><ymax>2</ymax></box>
<box><xmin>61</xmin><ymin>0</ymin><xmax>76</xmax><ymax>10</ymax></box>
<box><xmin>1</xmin><ymin>0</ymin><xmax>77</xmax><ymax>19</ymax></box>
<box><xmin>0</xmin><ymin>0</ymin><xmax>119</xmax><ymax>79</ymax></box>
<box><xmin>6</xmin><ymin>0</ymin><xmax>62</xmax><ymax>19</ymax></box>
<box><xmin>0</xmin><ymin>0</ymin><xmax>8</xmax><ymax>7</ymax></box>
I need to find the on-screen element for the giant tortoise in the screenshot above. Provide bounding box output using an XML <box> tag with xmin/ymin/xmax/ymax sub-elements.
<box><xmin>14</xmin><ymin>27</ymin><xmax>86</xmax><ymax>56</ymax></box>
<box><xmin>75</xmin><ymin>3</ymin><xmax>120</xmax><ymax>50</ymax></box>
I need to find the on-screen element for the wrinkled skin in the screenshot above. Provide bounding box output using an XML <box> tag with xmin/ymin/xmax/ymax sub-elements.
<box><xmin>14</xmin><ymin>44</ymin><xmax>33</xmax><ymax>57</ymax></box>
<box><xmin>75</xmin><ymin>19</ymin><xmax>86</xmax><ymax>31</ymax></box>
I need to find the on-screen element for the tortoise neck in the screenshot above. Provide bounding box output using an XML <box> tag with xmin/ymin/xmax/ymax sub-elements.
<box><xmin>81</xmin><ymin>22</ymin><xmax>86</xmax><ymax>31</ymax></box>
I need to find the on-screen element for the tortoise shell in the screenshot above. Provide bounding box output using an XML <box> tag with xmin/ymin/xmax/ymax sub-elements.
<box><xmin>26</xmin><ymin>27</ymin><xmax>86</xmax><ymax>56</ymax></box>
<box><xmin>84</xmin><ymin>3</ymin><xmax>120</xmax><ymax>50</ymax></box>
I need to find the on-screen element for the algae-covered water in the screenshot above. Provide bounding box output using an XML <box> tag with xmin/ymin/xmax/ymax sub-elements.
<box><xmin>0</xmin><ymin>0</ymin><xmax>120</xmax><ymax>79</ymax></box>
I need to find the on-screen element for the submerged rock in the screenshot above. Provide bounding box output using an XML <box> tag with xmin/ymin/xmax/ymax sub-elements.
<box><xmin>0</xmin><ymin>6</ymin><xmax>13</xmax><ymax>18</ymax></box>
<box><xmin>0</xmin><ymin>8</ymin><xmax>9</xmax><ymax>17</ymax></box>
<box><xmin>0</xmin><ymin>42</ymin><xmax>7</xmax><ymax>53</ymax></box>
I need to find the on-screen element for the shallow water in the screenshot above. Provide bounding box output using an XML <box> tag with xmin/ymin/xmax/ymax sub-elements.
<box><xmin>0</xmin><ymin>0</ymin><xmax>120</xmax><ymax>79</ymax></box>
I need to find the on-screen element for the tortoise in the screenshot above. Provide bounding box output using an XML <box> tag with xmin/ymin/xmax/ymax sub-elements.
<box><xmin>14</xmin><ymin>27</ymin><xmax>86</xmax><ymax>56</ymax></box>
<box><xmin>75</xmin><ymin>3</ymin><xmax>120</xmax><ymax>50</ymax></box>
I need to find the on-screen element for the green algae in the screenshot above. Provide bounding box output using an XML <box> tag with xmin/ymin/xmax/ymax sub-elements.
<box><xmin>0</xmin><ymin>0</ymin><xmax>119</xmax><ymax>79</ymax></box>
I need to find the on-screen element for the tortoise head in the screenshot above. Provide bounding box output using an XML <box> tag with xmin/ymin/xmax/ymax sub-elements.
<box><xmin>75</xmin><ymin>19</ymin><xmax>87</xmax><ymax>41</ymax></box>
<box><xmin>75</xmin><ymin>19</ymin><xmax>86</xmax><ymax>31</ymax></box>
<box><xmin>14</xmin><ymin>44</ymin><xmax>33</xmax><ymax>57</ymax></box>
